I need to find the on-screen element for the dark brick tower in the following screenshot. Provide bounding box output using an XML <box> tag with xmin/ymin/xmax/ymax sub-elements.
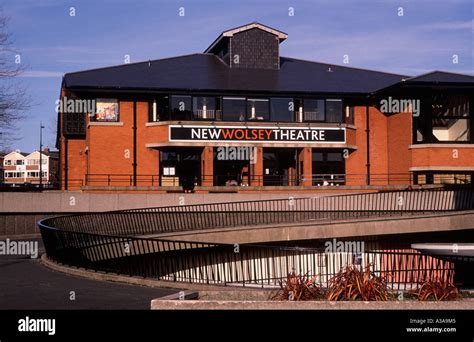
<box><xmin>205</xmin><ymin>22</ymin><xmax>287</xmax><ymax>70</ymax></box>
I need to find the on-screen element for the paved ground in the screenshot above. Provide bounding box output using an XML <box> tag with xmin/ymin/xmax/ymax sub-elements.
<box><xmin>0</xmin><ymin>239</ymin><xmax>177</xmax><ymax>309</ymax></box>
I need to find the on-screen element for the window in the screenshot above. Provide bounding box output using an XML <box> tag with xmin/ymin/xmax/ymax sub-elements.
<box><xmin>149</xmin><ymin>96</ymin><xmax>169</xmax><ymax>122</ymax></box>
<box><xmin>326</xmin><ymin>99</ymin><xmax>343</xmax><ymax>123</ymax></box>
<box><xmin>15</xmin><ymin>160</ymin><xmax>24</xmax><ymax>165</ymax></box>
<box><xmin>431</xmin><ymin>94</ymin><xmax>470</xmax><ymax>142</ymax></box>
<box><xmin>4</xmin><ymin>160</ymin><xmax>12</xmax><ymax>166</ymax></box>
<box><xmin>312</xmin><ymin>149</ymin><xmax>346</xmax><ymax>186</ymax></box>
<box><xmin>222</xmin><ymin>97</ymin><xmax>246</xmax><ymax>121</ymax></box>
<box><xmin>94</xmin><ymin>99</ymin><xmax>119</xmax><ymax>122</ymax></box>
<box><xmin>270</xmin><ymin>98</ymin><xmax>294</xmax><ymax>122</ymax></box>
<box><xmin>304</xmin><ymin>99</ymin><xmax>325</xmax><ymax>121</ymax></box>
<box><xmin>345</xmin><ymin>106</ymin><xmax>355</xmax><ymax>125</ymax></box>
<box><xmin>193</xmin><ymin>97</ymin><xmax>220</xmax><ymax>120</ymax></box>
<box><xmin>247</xmin><ymin>99</ymin><xmax>269</xmax><ymax>121</ymax></box>
<box><xmin>416</xmin><ymin>172</ymin><xmax>471</xmax><ymax>185</ymax></box>
<box><xmin>6</xmin><ymin>172</ymin><xmax>24</xmax><ymax>178</ymax></box>
<box><xmin>170</xmin><ymin>95</ymin><xmax>192</xmax><ymax>120</ymax></box>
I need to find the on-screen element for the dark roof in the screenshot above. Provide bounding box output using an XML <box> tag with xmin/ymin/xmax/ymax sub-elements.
<box><xmin>63</xmin><ymin>54</ymin><xmax>407</xmax><ymax>94</ymax></box>
<box><xmin>403</xmin><ymin>71</ymin><xmax>474</xmax><ymax>83</ymax></box>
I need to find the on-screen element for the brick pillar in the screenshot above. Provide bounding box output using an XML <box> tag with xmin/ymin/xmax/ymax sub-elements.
<box><xmin>201</xmin><ymin>147</ymin><xmax>213</xmax><ymax>186</ymax></box>
<box><xmin>251</xmin><ymin>146</ymin><xmax>263</xmax><ymax>186</ymax></box>
<box><xmin>298</xmin><ymin>147</ymin><xmax>312</xmax><ymax>186</ymax></box>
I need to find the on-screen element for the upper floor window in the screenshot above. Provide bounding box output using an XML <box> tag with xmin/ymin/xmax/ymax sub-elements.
<box><xmin>303</xmin><ymin>99</ymin><xmax>325</xmax><ymax>121</ymax></box>
<box><xmin>414</xmin><ymin>93</ymin><xmax>470</xmax><ymax>143</ymax></box>
<box><xmin>345</xmin><ymin>106</ymin><xmax>355</xmax><ymax>125</ymax></box>
<box><xmin>170</xmin><ymin>95</ymin><xmax>192</xmax><ymax>120</ymax></box>
<box><xmin>431</xmin><ymin>94</ymin><xmax>470</xmax><ymax>142</ymax></box>
<box><xmin>94</xmin><ymin>99</ymin><xmax>119</xmax><ymax>122</ymax></box>
<box><xmin>271</xmin><ymin>98</ymin><xmax>294</xmax><ymax>122</ymax></box>
<box><xmin>15</xmin><ymin>160</ymin><xmax>24</xmax><ymax>165</ymax></box>
<box><xmin>326</xmin><ymin>99</ymin><xmax>343</xmax><ymax>123</ymax></box>
<box><xmin>149</xmin><ymin>96</ymin><xmax>169</xmax><ymax>122</ymax></box>
<box><xmin>222</xmin><ymin>97</ymin><xmax>246</xmax><ymax>121</ymax></box>
<box><xmin>4</xmin><ymin>159</ymin><xmax>12</xmax><ymax>166</ymax></box>
<box><xmin>247</xmin><ymin>99</ymin><xmax>269</xmax><ymax>121</ymax></box>
<box><xmin>193</xmin><ymin>97</ymin><xmax>221</xmax><ymax>120</ymax></box>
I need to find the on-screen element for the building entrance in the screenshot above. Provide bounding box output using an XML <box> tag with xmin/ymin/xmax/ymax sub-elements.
<box><xmin>263</xmin><ymin>148</ymin><xmax>298</xmax><ymax>186</ymax></box>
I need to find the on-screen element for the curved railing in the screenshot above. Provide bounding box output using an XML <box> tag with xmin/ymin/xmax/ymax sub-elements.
<box><xmin>39</xmin><ymin>190</ymin><xmax>474</xmax><ymax>289</ymax></box>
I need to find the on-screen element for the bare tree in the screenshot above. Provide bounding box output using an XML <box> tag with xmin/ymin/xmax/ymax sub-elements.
<box><xmin>0</xmin><ymin>9</ymin><xmax>28</xmax><ymax>150</ymax></box>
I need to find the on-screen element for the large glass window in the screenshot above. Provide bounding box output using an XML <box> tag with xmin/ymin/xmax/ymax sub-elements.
<box><xmin>431</xmin><ymin>94</ymin><xmax>470</xmax><ymax>142</ymax></box>
<box><xmin>149</xmin><ymin>96</ymin><xmax>169</xmax><ymax>122</ymax></box>
<box><xmin>326</xmin><ymin>99</ymin><xmax>343</xmax><ymax>123</ymax></box>
<box><xmin>193</xmin><ymin>97</ymin><xmax>220</xmax><ymax>120</ymax></box>
<box><xmin>312</xmin><ymin>149</ymin><xmax>345</xmax><ymax>185</ymax></box>
<box><xmin>247</xmin><ymin>99</ymin><xmax>269</xmax><ymax>121</ymax></box>
<box><xmin>304</xmin><ymin>99</ymin><xmax>325</xmax><ymax>121</ymax></box>
<box><xmin>222</xmin><ymin>97</ymin><xmax>246</xmax><ymax>121</ymax></box>
<box><xmin>270</xmin><ymin>98</ymin><xmax>294</xmax><ymax>122</ymax></box>
<box><xmin>170</xmin><ymin>95</ymin><xmax>192</xmax><ymax>120</ymax></box>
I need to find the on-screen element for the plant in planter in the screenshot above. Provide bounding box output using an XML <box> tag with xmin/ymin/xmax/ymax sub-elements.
<box><xmin>271</xmin><ymin>272</ymin><xmax>323</xmax><ymax>301</ymax></box>
<box><xmin>411</xmin><ymin>279</ymin><xmax>459</xmax><ymax>301</ymax></box>
<box><xmin>326</xmin><ymin>264</ymin><xmax>389</xmax><ymax>301</ymax></box>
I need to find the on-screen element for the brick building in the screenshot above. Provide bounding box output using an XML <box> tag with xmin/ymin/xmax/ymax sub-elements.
<box><xmin>2</xmin><ymin>148</ymin><xmax>59</xmax><ymax>186</ymax></box>
<box><xmin>57</xmin><ymin>22</ymin><xmax>474</xmax><ymax>191</ymax></box>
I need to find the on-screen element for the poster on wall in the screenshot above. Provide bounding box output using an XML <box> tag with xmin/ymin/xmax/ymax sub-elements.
<box><xmin>95</xmin><ymin>99</ymin><xmax>119</xmax><ymax>121</ymax></box>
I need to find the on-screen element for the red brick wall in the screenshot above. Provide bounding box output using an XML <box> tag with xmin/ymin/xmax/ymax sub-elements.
<box><xmin>298</xmin><ymin>147</ymin><xmax>312</xmax><ymax>186</ymax></box>
<box><xmin>88</xmin><ymin>101</ymin><xmax>134</xmax><ymax>186</ymax></box>
<box><xmin>411</xmin><ymin>147</ymin><xmax>474</xmax><ymax>168</ymax></box>
<box><xmin>136</xmin><ymin>102</ymin><xmax>159</xmax><ymax>185</ymax></box>
<box><xmin>67</xmin><ymin>139</ymin><xmax>87</xmax><ymax>189</ymax></box>
<box><xmin>345</xmin><ymin>107</ymin><xmax>367</xmax><ymax>186</ymax></box>
<box><xmin>201</xmin><ymin>147</ymin><xmax>213</xmax><ymax>186</ymax></box>
<box><xmin>369</xmin><ymin>107</ymin><xmax>389</xmax><ymax>185</ymax></box>
<box><xmin>387</xmin><ymin>111</ymin><xmax>412</xmax><ymax>184</ymax></box>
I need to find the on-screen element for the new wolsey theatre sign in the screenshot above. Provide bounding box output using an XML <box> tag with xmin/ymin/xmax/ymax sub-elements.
<box><xmin>169</xmin><ymin>125</ymin><xmax>346</xmax><ymax>143</ymax></box>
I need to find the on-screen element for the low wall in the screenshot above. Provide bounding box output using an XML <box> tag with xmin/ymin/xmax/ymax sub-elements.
<box><xmin>0</xmin><ymin>191</ymin><xmax>330</xmax><ymax>237</ymax></box>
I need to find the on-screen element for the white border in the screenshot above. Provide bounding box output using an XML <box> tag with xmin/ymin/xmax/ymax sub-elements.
<box><xmin>168</xmin><ymin>125</ymin><xmax>346</xmax><ymax>144</ymax></box>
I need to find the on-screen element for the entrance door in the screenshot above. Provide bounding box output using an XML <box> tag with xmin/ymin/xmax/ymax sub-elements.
<box><xmin>263</xmin><ymin>149</ymin><xmax>297</xmax><ymax>186</ymax></box>
<box><xmin>160</xmin><ymin>148</ymin><xmax>201</xmax><ymax>187</ymax></box>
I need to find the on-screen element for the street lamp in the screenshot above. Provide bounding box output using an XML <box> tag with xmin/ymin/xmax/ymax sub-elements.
<box><xmin>39</xmin><ymin>122</ymin><xmax>45</xmax><ymax>190</ymax></box>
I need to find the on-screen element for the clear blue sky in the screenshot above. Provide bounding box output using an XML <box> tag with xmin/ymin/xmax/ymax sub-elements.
<box><xmin>2</xmin><ymin>0</ymin><xmax>473</xmax><ymax>151</ymax></box>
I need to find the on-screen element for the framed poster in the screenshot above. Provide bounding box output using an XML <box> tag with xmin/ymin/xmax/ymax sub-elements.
<box><xmin>95</xmin><ymin>99</ymin><xmax>119</xmax><ymax>121</ymax></box>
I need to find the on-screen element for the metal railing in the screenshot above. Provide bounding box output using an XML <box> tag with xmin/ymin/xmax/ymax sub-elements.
<box><xmin>82</xmin><ymin>172</ymin><xmax>441</xmax><ymax>188</ymax></box>
<box><xmin>39</xmin><ymin>190</ymin><xmax>474</xmax><ymax>289</ymax></box>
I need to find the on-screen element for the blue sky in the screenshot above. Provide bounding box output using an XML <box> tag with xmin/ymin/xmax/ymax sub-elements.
<box><xmin>2</xmin><ymin>0</ymin><xmax>473</xmax><ymax>151</ymax></box>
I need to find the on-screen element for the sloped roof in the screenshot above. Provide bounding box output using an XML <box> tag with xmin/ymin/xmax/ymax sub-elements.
<box><xmin>403</xmin><ymin>71</ymin><xmax>474</xmax><ymax>83</ymax></box>
<box><xmin>63</xmin><ymin>54</ymin><xmax>407</xmax><ymax>94</ymax></box>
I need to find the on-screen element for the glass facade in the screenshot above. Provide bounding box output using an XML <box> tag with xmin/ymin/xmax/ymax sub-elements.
<box><xmin>146</xmin><ymin>95</ymin><xmax>344</xmax><ymax>124</ymax></box>
<box><xmin>414</xmin><ymin>93</ymin><xmax>471</xmax><ymax>143</ymax></box>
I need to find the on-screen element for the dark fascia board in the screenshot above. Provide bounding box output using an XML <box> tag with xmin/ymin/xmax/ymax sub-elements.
<box><xmin>372</xmin><ymin>80</ymin><xmax>474</xmax><ymax>96</ymax></box>
<box><xmin>65</xmin><ymin>86</ymin><xmax>371</xmax><ymax>98</ymax></box>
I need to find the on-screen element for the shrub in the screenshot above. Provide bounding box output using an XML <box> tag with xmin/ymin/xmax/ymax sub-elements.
<box><xmin>411</xmin><ymin>279</ymin><xmax>459</xmax><ymax>301</ymax></box>
<box><xmin>271</xmin><ymin>272</ymin><xmax>323</xmax><ymax>301</ymax></box>
<box><xmin>326</xmin><ymin>264</ymin><xmax>389</xmax><ymax>301</ymax></box>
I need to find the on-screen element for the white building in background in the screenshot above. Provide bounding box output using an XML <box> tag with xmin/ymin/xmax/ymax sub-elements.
<box><xmin>2</xmin><ymin>148</ymin><xmax>58</xmax><ymax>185</ymax></box>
